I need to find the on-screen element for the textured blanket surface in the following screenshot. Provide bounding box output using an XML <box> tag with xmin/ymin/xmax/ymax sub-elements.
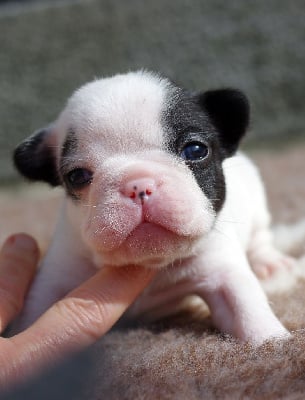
<box><xmin>1</xmin><ymin>145</ymin><xmax>305</xmax><ymax>399</ymax></box>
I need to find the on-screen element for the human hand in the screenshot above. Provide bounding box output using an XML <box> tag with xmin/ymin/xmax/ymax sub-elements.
<box><xmin>0</xmin><ymin>233</ymin><xmax>156</xmax><ymax>390</ymax></box>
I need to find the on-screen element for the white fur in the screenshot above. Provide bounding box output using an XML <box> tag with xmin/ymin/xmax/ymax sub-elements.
<box><xmin>13</xmin><ymin>72</ymin><xmax>292</xmax><ymax>343</ymax></box>
<box><xmin>55</xmin><ymin>71</ymin><xmax>171</xmax><ymax>159</ymax></box>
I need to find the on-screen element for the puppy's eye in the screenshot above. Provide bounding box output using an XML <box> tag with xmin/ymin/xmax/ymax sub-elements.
<box><xmin>65</xmin><ymin>168</ymin><xmax>93</xmax><ymax>189</ymax></box>
<box><xmin>180</xmin><ymin>142</ymin><xmax>209</xmax><ymax>161</ymax></box>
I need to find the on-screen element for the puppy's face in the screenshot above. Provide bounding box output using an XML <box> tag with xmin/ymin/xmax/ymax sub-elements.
<box><xmin>14</xmin><ymin>71</ymin><xmax>249</xmax><ymax>268</ymax></box>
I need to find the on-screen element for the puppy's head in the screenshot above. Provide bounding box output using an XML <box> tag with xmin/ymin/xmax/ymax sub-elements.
<box><xmin>14</xmin><ymin>71</ymin><xmax>249</xmax><ymax>268</ymax></box>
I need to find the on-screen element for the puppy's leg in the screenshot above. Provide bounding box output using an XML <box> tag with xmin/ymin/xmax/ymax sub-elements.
<box><xmin>227</xmin><ymin>154</ymin><xmax>295</xmax><ymax>279</ymax></box>
<box><xmin>247</xmin><ymin>203</ymin><xmax>296</xmax><ymax>279</ymax></box>
<box><xmin>248</xmin><ymin>228</ymin><xmax>295</xmax><ymax>279</ymax></box>
<box><xmin>238</xmin><ymin>164</ymin><xmax>296</xmax><ymax>279</ymax></box>
<box><xmin>195</xmin><ymin>235</ymin><xmax>289</xmax><ymax>343</ymax></box>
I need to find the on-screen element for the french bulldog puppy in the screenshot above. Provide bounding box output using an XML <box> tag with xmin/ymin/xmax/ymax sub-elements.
<box><xmin>13</xmin><ymin>71</ymin><xmax>292</xmax><ymax>343</ymax></box>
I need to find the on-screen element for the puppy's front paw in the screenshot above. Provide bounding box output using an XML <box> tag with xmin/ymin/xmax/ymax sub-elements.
<box><xmin>249</xmin><ymin>248</ymin><xmax>296</xmax><ymax>280</ymax></box>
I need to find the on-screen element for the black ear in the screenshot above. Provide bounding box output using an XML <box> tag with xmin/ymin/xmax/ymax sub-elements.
<box><xmin>13</xmin><ymin>126</ymin><xmax>60</xmax><ymax>186</ymax></box>
<box><xmin>198</xmin><ymin>89</ymin><xmax>250</xmax><ymax>156</ymax></box>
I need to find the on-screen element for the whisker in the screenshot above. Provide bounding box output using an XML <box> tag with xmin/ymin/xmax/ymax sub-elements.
<box><xmin>94</xmin><ymin>226</ymin><xmax>107</xmax><ymax>235</ymax></box>
<box><xmin>216</xmin><ymin>218</ymin><xmax>246</xmax><ymax>225</ymax></box>
<box><xmin>212</xmin><ymin>226</ymin><xmax>233</xmax><ymax>242</ymax></box>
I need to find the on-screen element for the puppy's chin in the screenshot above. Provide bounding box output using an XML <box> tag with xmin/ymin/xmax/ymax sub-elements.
<box><xmin>89</xmin><ymin>222</ymin><xmax>200</xmax><ymax>269</ymax></box>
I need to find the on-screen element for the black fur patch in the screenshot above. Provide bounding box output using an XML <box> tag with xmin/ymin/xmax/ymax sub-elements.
<box><xmin>163</xmin><ymin>86</ymin><xmax>249</xmax><ymax>213</ymax></box>
<box><xmin>199</xmin><ymin>89</ymin><xmax>249</xmax><ymax>156</ymax></box>
<box><xmin>14</xmin><ymin>128</ymin><xmax>59</xmax><ymax>186</ymax></box>
<box><xmin>61</xmin><ymin>128</ymin><xmax>78</xmax><ymax>160</ymax></box>
<box><xmin>60</xmin><ymin>129</ymin><xmax>81</xmax><ymax>200</ymax></box>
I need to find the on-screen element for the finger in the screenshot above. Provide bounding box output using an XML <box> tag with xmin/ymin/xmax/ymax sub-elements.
<box><xmin>10</xmin><ymin>265</ymin><xmax>156</xmax><ymax>381</ymax></box>
<box><xmin>0</xmin><ymin>234</ymin><xmax>39</xmax><ymax>332</ymax></box>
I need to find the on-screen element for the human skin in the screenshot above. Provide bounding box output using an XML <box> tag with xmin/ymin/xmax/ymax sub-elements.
<box><xmin>0</xmin><ymin>233</ymin><xmax>156</xmax><ymax>390</ymax></box>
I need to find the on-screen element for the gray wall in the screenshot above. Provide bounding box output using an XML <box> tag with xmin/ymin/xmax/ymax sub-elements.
<box><xmin>1</xmin><ymin>0</ymin><xmax>305</xmax><ymax>183</ymax></box>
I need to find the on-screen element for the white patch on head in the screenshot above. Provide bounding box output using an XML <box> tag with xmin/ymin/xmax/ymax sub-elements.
<box><xmin>56</xmin><ymin>71</ymin><xmax>173</xmax><ymax>157</ymax></box>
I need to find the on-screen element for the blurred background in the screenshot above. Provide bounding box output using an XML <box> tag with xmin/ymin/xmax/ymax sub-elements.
<box><xmin>0</xmin><ymin>0</ymin><xmax>304</xmax><ymax>185</ymax></box>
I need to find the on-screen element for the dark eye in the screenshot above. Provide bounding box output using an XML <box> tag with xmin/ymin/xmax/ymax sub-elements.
<box><xmin>180</xmin><ymin>142</ymin><xmax>209</xmax><ymax>161</ymax></box>
<box><xmin>65</xmin><ymin>168</ymin><xmax>93</xmax><ymax>189</ymax></box>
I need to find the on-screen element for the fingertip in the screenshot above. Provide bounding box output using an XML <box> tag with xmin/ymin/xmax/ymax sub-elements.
<box><xmin>0</xmin><ymin>234</ymin><xmax>40</xmax><ymax>333</ymax></box>
<box><xmin>3</xmin><ymin>234</ymin><xmax>40</xmax><ymax>260</ymax></box>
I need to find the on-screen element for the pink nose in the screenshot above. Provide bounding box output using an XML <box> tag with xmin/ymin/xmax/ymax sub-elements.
<box><xmin>121</xmin><ymin>178</ymin><xmax>156</xmax><ymax>203</ymax></box>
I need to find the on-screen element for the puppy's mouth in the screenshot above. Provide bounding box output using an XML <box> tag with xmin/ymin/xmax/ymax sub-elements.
<box><xmin>84</xmin><ymin>182</ymin><xmax>213</xmax><ymax>266</ymax></box>
<box><xmin>126</xmin><ymin>220</ymin><xmax>181</xmax><ymax>245</ymax></box>
<box><xmin>97</xmin><ymin>220</ymin><xmax>195</xmax><ymax>267</ymax></box>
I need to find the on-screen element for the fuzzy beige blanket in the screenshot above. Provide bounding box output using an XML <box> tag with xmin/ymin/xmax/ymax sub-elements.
<box><xmin>1</xmin><ymin>146</ymin><xmax>305</xmax><ymax>399</ymax></box>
